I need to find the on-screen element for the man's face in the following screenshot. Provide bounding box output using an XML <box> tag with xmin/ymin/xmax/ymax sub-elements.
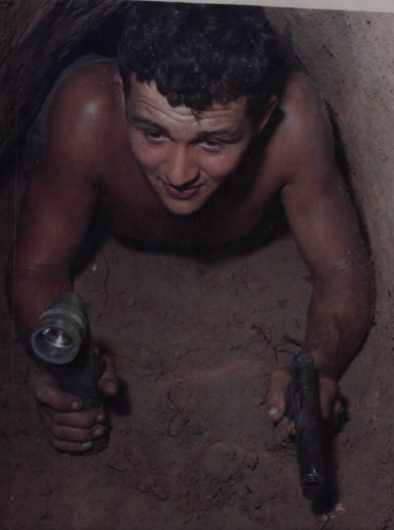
<box><xmin>125</xmin><ymin>77</ymin><xmax>262</xmax><ymax>216</ymax></box>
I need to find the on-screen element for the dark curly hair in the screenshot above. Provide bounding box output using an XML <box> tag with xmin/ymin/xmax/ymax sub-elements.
<box><xmin>118</xmin><ymin>2</ymin><xmax>290</xmax><ymax>121</ymax></box>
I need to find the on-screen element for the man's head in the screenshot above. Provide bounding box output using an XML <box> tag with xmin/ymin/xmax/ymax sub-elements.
<box><xmin>117</xmin><ymin>2</ymin><xmax>289</xmax><ymax>215</ymax></box>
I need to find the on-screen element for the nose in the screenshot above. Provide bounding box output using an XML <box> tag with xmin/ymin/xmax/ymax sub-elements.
<box><xmin>165</xmin><ymin>146</ymin><xmax>200</xmax><ymax>189</ymax></box>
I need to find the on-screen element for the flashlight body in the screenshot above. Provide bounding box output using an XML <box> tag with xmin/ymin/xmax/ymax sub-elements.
<box><xmin>49</xmin><ymin>342</ymin><xmax>108</xmax><ymax>453</ymax></box>
<box><xmin>285</xmin><ymin>353</ymin><xmax>325</xmax><ymax>500</ymax></box>
<box><xmin>50</xmin><ymin>343</ymin><xmax>103</xmax><ymax>409</ymax></box>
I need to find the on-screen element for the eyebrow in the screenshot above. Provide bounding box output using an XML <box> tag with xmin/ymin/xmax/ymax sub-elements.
<box><xmin>130</xmin><ymin>114</ymin><xmax>170</xmax><ymax>134</ymax></box>
<box><xmin>193</xmin><ymin>130</ymin><xmax>241</xmax><ymax>142</ymax></box>
<box><xmin>130</xmin><ymin>114</ymin><xmax>241</xmax><ymax>142</ymax></box>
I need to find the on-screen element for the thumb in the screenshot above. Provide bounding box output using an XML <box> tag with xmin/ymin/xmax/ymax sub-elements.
<box><xmin>265</xmin><ymin>368</ymin><xmax>290</xmax><ymax>423</ymax></box>
<box><xmin>98</xmin><ymin>354</ymin><xmax>119</xmax><ymax>396</ymax></box>
<box><xmin>35</xmin><ymin>372</ymin><xmax>82</xmax><ymax>411</ymax></box>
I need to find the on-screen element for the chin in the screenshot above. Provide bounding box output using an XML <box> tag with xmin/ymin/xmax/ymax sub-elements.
<box><xmin>163</xmin><ymin>199</ymin><xmax>204</xmax><ymax>217</ymax></box>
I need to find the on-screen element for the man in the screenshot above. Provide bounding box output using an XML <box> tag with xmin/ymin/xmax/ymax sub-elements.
<box><xmin>9</xmin><ymin>2</ymin><xmax>373</xmax><ymax>454</ymax></box>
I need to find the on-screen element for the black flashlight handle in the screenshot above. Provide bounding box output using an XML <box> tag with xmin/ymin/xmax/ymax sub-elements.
<box><xmin>49</xmin><ymin>343</ymin><xmax>108</xmax><ymax>452</ymax></box>
<box><xmin>50</xmin><ymin>344</ymin><xmax>102</xmax><ymax>408</ymax></box>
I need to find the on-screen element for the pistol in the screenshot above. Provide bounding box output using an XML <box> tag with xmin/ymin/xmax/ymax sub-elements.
<box><xmin>30</xmin><ymin>292</ymin><xmax>108</xmax><ymax>452</ymax></box>
<box><xmin>286</xmin><ymin>353</ymin><xmax>325</xmax><ymax>499</ymax></box>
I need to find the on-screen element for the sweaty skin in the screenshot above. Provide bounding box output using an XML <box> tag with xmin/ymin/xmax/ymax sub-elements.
<box><xmin>9</xmin><ymin>60</ymin><xmax>373</xmax><ymax>453</ymax></box>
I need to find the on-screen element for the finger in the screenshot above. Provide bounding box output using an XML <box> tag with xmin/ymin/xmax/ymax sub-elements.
<box><xmin>288</xmin><ymin>420</ymin><xmax>296</xmax><ymax>438</ymax></box>
<box><xmin>35</xmin><ymin>373</ymin><xmax>82</xmax><ymax>412</ymax></box>
<box><xmin>97</xmin><ymin>354</ymin><xmax>119</xmax><ymax>396</ymax></box>
<box><xmin>276</xmin><ymin>417</ymin><xmax>294</xmax><ymax>442</ymax></box>
<box><xmin>318</xmin><ymin>378</ymin><xmax>339</xmax><ymax>420</ymax></box>
<box><xmin>45</xmin><ymin>429</ymin><xmax>95</xmax><ymax>454</ymax></box>
<box><xmin>333</xmin><ymin>398</ymin><xmax>344</xmax><ymax>419</ymax></box>
<box><xmin>265</xmin><ymin>368</ymin><xmax>290</xmax><ymax>423</ymax></box>
<box><xmin>39</xmin><ymin>404</ymin><xmax>106</xmax><ymax>428</ymax></box>
<box><xmin>40</xmin><ymin>408</ymin><xmax>106</xmax><ymax>443</ymax></box>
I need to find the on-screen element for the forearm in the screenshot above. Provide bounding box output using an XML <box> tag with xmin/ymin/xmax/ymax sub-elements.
<box><xmin>304</xmin><ymin>266</ymin><xmax>374</xmax><ymax>379</ymax></box>
<box><xmin>7</xmin><ymin>264</ymin><xmax>71</xmax><ymax>350</ymax></box>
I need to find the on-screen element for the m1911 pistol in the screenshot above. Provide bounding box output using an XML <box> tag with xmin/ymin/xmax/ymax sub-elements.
<box><xmin>286</xmin><ymin>353</ymin><xmax>325</xmax><ymax>499</ymax></box>
<box><xmin>30</xmin><ymin>292</ymin><xmax>108</xmax><ymax>452</ymax></box>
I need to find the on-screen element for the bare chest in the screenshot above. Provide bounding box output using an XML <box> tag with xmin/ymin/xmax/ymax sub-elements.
<box><xmin>99</xmin><ymin>146</ymin><xmax>281</xmax><ymax>247</ymax></box>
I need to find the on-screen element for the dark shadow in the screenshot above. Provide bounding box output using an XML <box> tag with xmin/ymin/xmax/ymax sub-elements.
<box><xmin>325</xmin><ymin>101</ymin><xmax>372</xmax><ymax>256</ymax></box>
<box><xmin>117</xmin><ymin>194</ymin><xmax>288</xmax><ymax>264</ymax></box>
<box><xmin>95</xmin><ymin>339</ymin><xmax>132</xmax><ymax>417</ymax></box>
<box><xmin>325</xmin><ymin>103</ymin><xmax>352</xmax><ymax>186</ymax></box>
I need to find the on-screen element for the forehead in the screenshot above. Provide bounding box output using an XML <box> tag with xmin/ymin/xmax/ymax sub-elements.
<box><xmin>126</xmin><ymin>76</ymin><xmax>249</xmax><ymax>129</ymax></box>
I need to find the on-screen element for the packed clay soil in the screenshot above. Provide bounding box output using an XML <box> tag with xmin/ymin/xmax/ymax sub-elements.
<box><xmin>0</xmin><ymin>175</ymin><xmax>392</xmax><ymax>530</ymax></box>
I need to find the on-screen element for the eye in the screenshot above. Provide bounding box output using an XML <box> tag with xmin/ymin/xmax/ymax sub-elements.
<box><xmin>201</xmin><ymin>139</ymin><xmax>223</xmax><ymax>151</ymax></box>
<box><xmin>144</xmin><ymin>131</ymin><xmax>165</xmax><ymax>143</ymax></box>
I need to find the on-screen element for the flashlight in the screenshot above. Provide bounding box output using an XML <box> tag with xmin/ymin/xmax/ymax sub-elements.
<box><xmin>31</xmin><ymin>292</ymin><xmax>108</xmax><ymax>451</ymax></box>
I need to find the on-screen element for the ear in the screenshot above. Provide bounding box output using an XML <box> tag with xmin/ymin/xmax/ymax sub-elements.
<box><xmin>255</xmin><ymin>95</ymin><xmax>278</xmax><ymax>135</ymax></box>
<box><xmin>114</xmin><ymin>73</ymin><xmax>126</xmax><ymax>111</ymax></box>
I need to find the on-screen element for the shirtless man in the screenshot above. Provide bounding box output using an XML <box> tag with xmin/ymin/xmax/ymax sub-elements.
<box><xmin>9</xmin><ymin>3</ymin><xmax>373</xmax><ymax>453</ymax></box>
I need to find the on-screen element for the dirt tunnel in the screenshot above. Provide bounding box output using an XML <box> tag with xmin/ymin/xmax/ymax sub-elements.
<box><xmin>0</xmin><ymin>2</ymin><xmax>393</xmax><ymax>529</ymax></box>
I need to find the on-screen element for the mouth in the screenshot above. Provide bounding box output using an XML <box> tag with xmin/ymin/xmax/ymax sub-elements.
<box><xmin>162</xmin><ymin>182</ymin><xmax>202</xmax><ymax>200</ymax></box>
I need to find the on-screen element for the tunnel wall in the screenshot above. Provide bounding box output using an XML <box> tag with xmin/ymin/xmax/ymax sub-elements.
<box><xmin>266</xmin><ymin>7</ymin><xmax>394</xmax><ymax>336</ymax></box>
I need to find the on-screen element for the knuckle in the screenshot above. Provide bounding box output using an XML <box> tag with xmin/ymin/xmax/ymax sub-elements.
<box><xmin>77</xmin><ymin>411</ymin><xmax>96</xmax><ymax>429</ymax></box>
<box><xmin>47</xmin><ymin>432</ymin><xmax>86</xmax><ymax>454</ymax></box>
<box><xmin>35</xmin><ymin>386</ymin><xmax>48</xmax><ymax>403</ymax></box>
<box><xmin>264</xmin><ymin>392</ymin><xmax>276</xmax><ymax>407</ymax></box>
<box><xmin>38</xmin><ymin>408</ymin><xmax>51</xmax><ymax>425</ymax></box>
<box><xmin>52</xmin><ymin>411</ymin><xmax>62</xmax><ymax>425</ymax></box>
<box><xmin>86</xmin><ymin>415</ymin><xmax>99</xmax><ymax>428</ymax></box>
<box><xmin>271</xmin><ymin>367</ymin><xmax>287</xmax><ymax>379</ymax></box>
<box><xmin>103</xmin><ymin>354</ymin><xmax>115</xmax><ymax>368</ymax></box>
<box><xmin>51</xmin><ymin>424</ymin><xmax>63</xmax><ymax>440</ymax></box>
<box><xmin>50</xmin><ymin>437</ymin><xmax>63</xmax><ymax>451</ymax></box>
<box><xmin>89</xmin><ymin>424</ymin><xmax>105</xmax><ymax>438</ymax></box>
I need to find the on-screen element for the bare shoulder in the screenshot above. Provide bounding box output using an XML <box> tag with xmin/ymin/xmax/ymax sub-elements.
<box><xmin>281</xmin><ymin>70</ymin><xmax>331</xmax><ymax>135</ymax></box>
<box><xmin>42</xmin><ymin>59</ymin><xmax>124</xmax><ymax>179</ymax></box>
<box><xmin>271</xmin><ymin>70</ymin><xmax>335</xmax><ymax>182</ymax></box>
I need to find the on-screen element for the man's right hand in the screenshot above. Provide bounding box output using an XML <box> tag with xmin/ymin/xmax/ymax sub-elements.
<box><xmin>35</xmin><ymin>355</ymin><xmax>119</xmax><ymax>454</ymax></box>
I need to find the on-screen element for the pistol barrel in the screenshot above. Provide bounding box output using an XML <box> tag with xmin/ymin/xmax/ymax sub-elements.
<box><xmin>291</xmin><ymin>353</ymin><xmax>325</xmax><ymax>499</ymax></box>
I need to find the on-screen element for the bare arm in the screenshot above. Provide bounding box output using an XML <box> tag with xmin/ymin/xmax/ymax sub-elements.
<box><xmin>266</xmin><ymin>76</ymin><xmax>373</xmax><ymax>438</ymax></box>
<box><xmin>7</xmin><ymin>73</ymin><xmax>120</xmax><ymax>454</ymax></box>
<box><xmin>8</xmin><ymin>79</ymin><xmax>101</xmax><ymax>348</ymax></box>
<box><xmin>280</xmin><ymin>82</ymin><xmax>373</xmax><ymax>378</ymax></box>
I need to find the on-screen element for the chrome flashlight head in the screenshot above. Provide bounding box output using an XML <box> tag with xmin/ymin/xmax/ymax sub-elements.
<box><xmin>30</xmin><ymin>292</ymin><xmax>88</xmax><ymax>364</ymax></box>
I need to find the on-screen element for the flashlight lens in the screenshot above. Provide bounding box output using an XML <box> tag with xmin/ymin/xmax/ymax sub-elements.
<box><xmin>42</xmin><ymin>328</ymin><xmax>73</xmax><ymax>347</ymax></box>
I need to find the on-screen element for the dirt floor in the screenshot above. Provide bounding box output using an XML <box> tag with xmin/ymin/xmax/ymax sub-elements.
<box><xmin>0</xmin><ymin>175</ymin><xmax>392</xmax><ymax>530</ymax></box>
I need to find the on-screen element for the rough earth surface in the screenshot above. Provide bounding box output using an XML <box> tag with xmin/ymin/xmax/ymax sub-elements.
<box><xmin>0</xmin><ymin>176</ymin><xmax>391</xmax><ymax>530</ymax></box>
